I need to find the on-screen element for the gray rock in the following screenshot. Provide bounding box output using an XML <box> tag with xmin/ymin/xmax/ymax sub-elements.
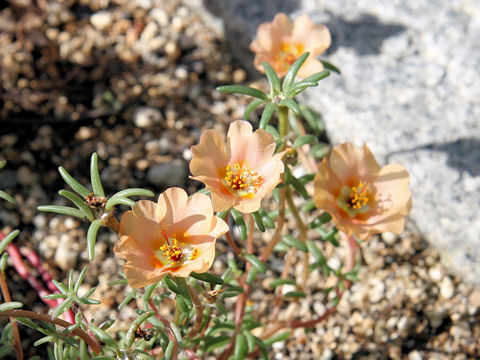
<box><xmin>146</xmin><ymin>160</ymin><xmax>186</xmax><ymax>187</ymax></box>
<box><xmin>192</xmin><ymin>0</ymin><xmax>480</xmax><ymax>284</ymax></box>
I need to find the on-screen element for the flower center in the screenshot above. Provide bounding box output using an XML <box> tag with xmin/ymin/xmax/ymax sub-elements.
<box><xmin>337</xmin><ymin>181</ymin><xmax>374</xmax><ymax>218</ymax></box>
<box><xmin>159</xmin><ymin>238</ymin><xmax>183</xmax><ymax>263</ymax></box>
<box><xmin>156</xmin><ymin>233</ymin><xmax>198</xmax><ymax>266</ymax></box>
<box><xmin>224</xmin><ymin>162</ymin><xmax>264</xmax><ymax>197</ymax></box>
<box><xmin>274</xmin><ymin>42</ymin><xmax>305</xmax><ymax>70</ymax></box>
<box><xmin>346</xmin><ymin>181</ymin><xmax>372</xmax><ymax>209</ymax></box>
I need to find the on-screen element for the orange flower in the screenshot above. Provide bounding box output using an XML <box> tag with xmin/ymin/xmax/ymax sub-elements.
<box><xmin>314</xmin><ymin>143</ymin><xmax>412</xmax><ymax>241</ymax></box>
<box><xmin>250</xmin><ymin>13</ymin><xmax>331</xmax><ymax>78</ymax></box>
<box><xmin>114</xmin><ymin>187</ymin><xmax>228</xmax><ymax>288</ymax></box>
<box><xmin>190</xmin><ymin>120</ymin><xmax>285</xmax><ymax>213</ymax></box>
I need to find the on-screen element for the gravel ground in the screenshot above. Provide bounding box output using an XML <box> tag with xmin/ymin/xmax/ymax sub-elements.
<box><xmin>1</xmin><ymin>1</ymin><xmax>479</xmax><ymax>359</ymax></box>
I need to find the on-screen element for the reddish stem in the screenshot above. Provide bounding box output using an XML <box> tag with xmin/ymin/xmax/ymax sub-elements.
<box><xmin>5</xmin><ymin>243</ymin><xmax>75</xmax><ymax>323</ymax></box>
<box><xmin>0</xmin><ymin>266</ymin><xmax>23</xmax><ymax>360</ymax></box>
<box><xmin>0</xmin><ymin>309</ymin><xmax>100</xmax><ymax>354</ymax></box>
<box><xmin>19</xmin><ymin>246</ymin><xmax>57</xmax><ymax>293</ymax></box>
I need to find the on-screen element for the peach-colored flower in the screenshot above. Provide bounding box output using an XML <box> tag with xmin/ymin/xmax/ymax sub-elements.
<box><xmin>250</xmin><ymin>13</ymin><xmax>331</xmax><ymax>78</ymax></box>
<box><xmin>114</xmin><ymin>187</ymin><xmax>228</xmax><ymax>288</ymax></box>
<box><xmin>314</xmin><ymin>143</ymin><xmax>412</xmax><ymax>241</ymax></box>
<box><xmin>190</xmin><ymin>120</ymin><xmax>285</xmax><ymax>213</ymax></box>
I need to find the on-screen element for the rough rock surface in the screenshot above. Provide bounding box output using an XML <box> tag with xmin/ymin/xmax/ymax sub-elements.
<box><xmin>191</xmin><ymin>0</ymin><xmax>480</xmax><ymax>284</ymax></box>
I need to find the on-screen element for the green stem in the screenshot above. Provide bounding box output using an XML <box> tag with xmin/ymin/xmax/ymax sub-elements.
<box><xmin>186</xmin><ymin>285</ymin><xmax>204</xmax><ymax>338</ymax></box>
<box><xmin>285</xmin><ymin>187</ymin><xmax>309</xmax><ymax>289</ymax></box>
<box><xmin>278</xmin><ymin>106</ymin><xmax>289</xmax><ymax>141</ymax></box>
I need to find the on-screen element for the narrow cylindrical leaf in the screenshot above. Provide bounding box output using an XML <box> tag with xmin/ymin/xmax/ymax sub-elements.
<box><xmin>78</xmin><ymin>297</ymin><xmax>101</xmax><ymax>305</ymax></box>
<box><xmin>52</xmin><ymin>298</ymin><xmax>73</xmax><ymax>319</ymax></box>
<box><xmin>244</xmin><ymin>254</ymin><xmax>266</xmax><ymax>274</ymax></box>
<box><xmin>90</xmin><ymin>153</ymin><xmax>105</xmax><ymax>197</ymax></box>
<box><xmin>216</xmin><ymin>85</ymin><xmax>268</xmax><ymax>100</ymax></box>
<box><xmin>0</xmin><ymin>229</ymin><xmax>19</xmax><ymax>254</ymax></box>
<box><xmin>142</xmin><ymin>283</ymin><xmax>157</xmax><ymax>306</ymax></box>
<box><xmin>125</xmin><ymin>311</ymin><xmax>155</xmax><ymax>348</ymax></box>
<box><xmin>273</xmin><ymin>241</ymin><xmax>290</xmax><ymax>253</ymax></box>
<box><xmin>104</xmin><ymin>197</ymin><xmax>135</xmax><ymax>211</ymax></box>
<box><xmin>309</xmin><ymin>143</ymin><xmax>330</xmax><ymax>158</ymax></box>
<box><xmin>54</xmin><ymin>341</ymin><xmax>63</xmax><ymax>360</ymax></box>
<box><xmin>294</xmin><ymin>134</ymin><xmax>318</xmax><ymax>148</ymax></box>
<box><xmin>322</xmin><ymin>228</ymin><xmax>339</xmax><ymax>246</ymax></box>
<box><xmin>253</xmin><ymin>336</ymin><xmax>269</xmax><ymax>360</ymax></box>
<box><xmin>309</xmin><ymin>212</ymin><xmax>332</xmax><ymax>229</ymax></box>
<box><xmin>43</xmin><ymin>293</ymin><xmax>67</xmax><ymax>300</ymax></box>
<box><xmin>306</xmin><ymin>241</ymin><xmax>326</xmax><ymax>264</ymax></box>
<box><xmin>298</xmin><ymin>70</ymin><xmax>330</xmax><ymax>84</ymax></box>
<box><xmin>99</xmin><ymin>319</ymin><xmax>115</xmax><ymax>331</ymax></box>
<box><xmin>263</xmin><ymin>330</ymin><xmax>291</xmax><ymax>347</ymax></box>
<box><xmin>172</xmin><ymin>277</ymin><xmax>191</xmax><ymax>303</ymax></box>
<box><xmin>283</xmin><ymin>291</ymin><xmax>306</xmax><ymax>298</ymax></box>
<box><xmin>58</xmin><ymin>190</ymin><xmax>94</xmax><ymax>222</ymax></box>
<box><xmin>0</xmin><ymin>190</ymin><xmax>15</xmax><ymax>204</ymax></box>
<box><xmin>37</xmin><ymin>205</ymin><xmax>85</xmax><ymax>219</ymax></box>
<box><xmin>284</xmin><ymin>165</ymin><xmax>293</xmax><ymax>184</ymax></box>
<box><xmin>282</xmin><ymin>52</ymin><xmax>309</xmax><ymax>92</ymax></box>
<box><xmin>33</xmin><ymin>336</ymin><xmax>53</xmax><ymax>347</ymax></box>
<box><xmin>269</xmin><ymin>278</ymin><xmax>296</xmax><ymax>288</ymax></box>
<box><xmin>0</xmin><ymin>302</ymin><xmax>23</xmax><ymax>312</ymax></box>
<box><xmin>68</xmin><ymin>270</ymin><xmax>75</xmax><ymax>292</ymax></box>
<box><xmin>189</xmin><ymin>272</ymin><xmax>224</xmax><ymax>285</ymax></box>
<box><xmin>52</xmin><ymin>279</ymin><xmax>69</xmax><ymax>295</ymax></box>
<box><xmin>244</xmin><ymin>98</ymin><xmax>265</xmax><ymax>120</ymax></box>
<box><xmin>290</xmin><ymin>175</ymin><xmax>309</xmax><ymax>200</ymax></box>
<box><xmin>246</xmin><ymin>267</ymin><xmax>260</xmax><ymax>285</ymax></box>
<box><xmin>74</xmin><ymin>266</ymin><xmax>88</xmax><ymax>293</ymax></box>
<box><xmin>262</xmin><ymin>62</ymin><xmax>281</xmax><ymax>94</ymax></box>
<box><xmin>233</xmin><ymin>333</ymin><xmax>248</xmax><ymax>360</ymax></box>
<box><xmin>282</xmin><ymin>235</ymin><xmax>308</xmax><ymax>252</ymax></box>
<box><xmin>169</xmin><ymin>322</ymin><xmax>183</xmax><ymax>344</ymax></box>
<box><xmin>89</xmin><ymin>323</ymin><xmax>118</xmax><ymax>349</ymax></box>
<box><xmin>258</xmin><ymin>209</ymin><xmax>275</xmax><ymax>229</ymax></box>
<box><xmin>299</xmin><ymin>173</ymin><xmax>315</xmax><ymax>184</ymax></box>
<box><xmin>163</xmin><ymin>276</ymin><xmax>180</xmax><ymax>295</ymax></box>
<box><xmin>321</xmin><ymin>60</ymin><xmax>341</xmax><ymax>74</ymax></box>
<box><xmin>300</xmin><ymin>104</ymin><xmax>324</xmax><ymax>135</ymax></box>
<box><xmin>118</xmin><ymin>291</ymin><xmax>136</xmax><ymax>310</ymax></box>
<box><xmin>205</xmin><ymin>335</ymin><xmax>231</xmax><ymax>353</ymax></box>
<box><xmin>279</xmin><ymin>98</ymin><xmax>301</xmax><ymax>115</ymax></box>
<box><xmin>79</xmin><ymin>340</ymin><xmax>88</xmax><ymax>360</ymax></box>
<box><xmin>58</xmin><ymin>166</ymin><xmax>90</xmax><ymax>197</ymax></box>
<box><xmin>259</xmin><ymin>102</ymin><xmax>277</xmax><ymax>129</ymax></box>
<box><xmin>252</xmin><ymin>211</ymin><xmax>265</xmax><ymax>232</ymax></box>
<box><xmin>243</xmin><ymin>331</ymin><xmax>256</xmax><ymax>352</ymax></box>
<box><xmin>87</xmin><ymin>219</ymin><xmax>103</xmax><ymax>261</ymax></box>
<box><xmin>300</xmin><ymin>199</ymin><xmax>315</xmax><ymax>213</ymax></box>
<box><xmin>265</xmin><ymin>125</ymin><xmax>280</xmax><ymax>141</ymax></box>
<box><xmin>108</xmin><ymin>188</ymin><xmax>154</xmax><ymax>200</ymax></box>
<box><xmin>164</xmin><ymin>340</ymin><xmax>175</xmax><ymax>360</ymax></box>
<box><xmin>230</xmin><ymin>209</ymin><xmax>247</xmax><ymax>241</ymax></box>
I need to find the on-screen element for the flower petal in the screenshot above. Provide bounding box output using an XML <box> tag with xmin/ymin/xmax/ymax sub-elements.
<box><xmin>297</xmin><ymin>58</ymin><xmax>325</xmax><ymax>78</ymax></box>
<box><xmin>190</xmin><ymin>129</ymin><xmax>229</xmax><ymax>178</ymax></box>
<box><xmin>227</xmin><ymin>120</ymin><xmax>276</xmax><ymax>169</ymax></box>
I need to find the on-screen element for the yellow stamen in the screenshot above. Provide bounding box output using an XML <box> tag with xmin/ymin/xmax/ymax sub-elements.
<box><xmin>274</xmin><ymin>42</ymin><xmax>305</xmax><ymax>70</ymax></box>
<box><xmin>157</xmin><ymin>237</ymin><xmax>199</xmax><ymax>266</ymax></box>
<box><xmin>159</xmin><ymin>238</ymin><xmax>183</xmax><ymax>263</ymax></box>
<box><xmin>347</xmin><ymin>181</ymin><xmax>372</xmax><ymax>209</ymax></box>
<box><xmin>224</xmin><ymin>162</ymin><xmax>264</xmax><ymax>195</ymax></box>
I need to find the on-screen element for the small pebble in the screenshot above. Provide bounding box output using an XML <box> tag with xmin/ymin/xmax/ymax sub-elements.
<box><xmin>440</xmin><ymin>276</ymin><xmax>455</xmax><ymax>299</ymax></box>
